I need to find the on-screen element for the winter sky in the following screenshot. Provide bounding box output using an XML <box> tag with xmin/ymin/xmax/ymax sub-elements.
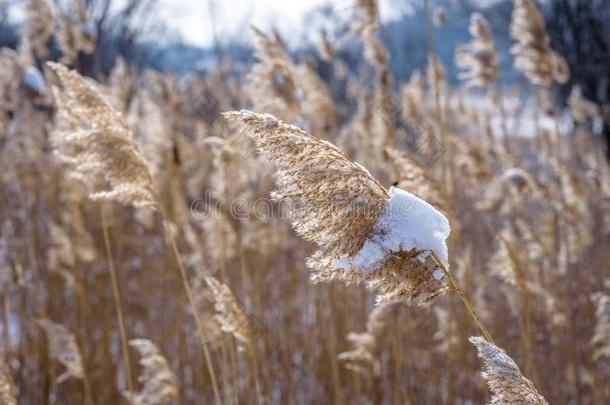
<box><xmin>8</xmin><ymin>0</ymin><xmax>507</xmax><ymax>48</ymax></box>
<box><xmin>156</xmin><ymin>0</ymin><xmax>409</xmax><ymax>47</ymax></box>
<box><xmin>154</xmin><ymin>0</ymin><xmax>508</xmax><ymax>47</ymax></box>
<box><xmin>159</xmin><ymin>0</ymin><xmax>512</xmax><ymax>47</ymax></box>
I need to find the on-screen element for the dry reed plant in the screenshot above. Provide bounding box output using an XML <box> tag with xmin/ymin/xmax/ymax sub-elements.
<box><xmin>190</xmin><ymin>271</ymin><xmax>224</xmax><ymax>349</ymax></box>
<box><xmin>46</xmin><ymin>62</ymin><xmax>222</xmax><ymax>404</ymax></box>
<box><xmin>247</xmin><ymin>27</ymin><xmax>335</xmax><ymax>138</ymax></box>
<box><xmin>489</xmin><ymin>230</ymin><xmax>545</xmax><ymax>297</ymax></box>
<box><xmin>350</xmin><ymin>0</ymin><xmax>394</xmax><ymax>148</ymax></box>
<box><xmin>1</xmin><ymin>3</ymin><xmax>609</xmax><ymax>403</ymax></box>
<box><xmin>223</xmin><ymin>110</ymin><xmax>450</xmax><ymax>306</ymax></box>
<box><xmin>510</xmin><ymin>0</ymin><xmax>569</xmax><ymax>86</ymax></box>
<box><xmin>455</xmin><ymin>13</ymin><xmax>498</xmax><ymax>88</ymax></box>
<box><xmin>337</xmin><ymin>304</ymin><xmax>390</xmax><ymax>375</ymax></box>
<box><xmin>0</xmin><ymin>354</ymin><xmax>16</xmax><ymax>405</ymax></box>
<box><xmin>56</xmin><ymin>0</ymin><xmax>96</xmax><ymax>64</ymax></box>
<box><xmin>204</xmin><ymin>276</ymin><xmax>253</xmax><ymax>350</ymax></box>
<box><xmin>37</xmin><ymin>319</ymin><xmax>85</xmax><ymax>384</ymax></box>
<box><xmin>470</xmin><ymin>336</ymin><xmax>548</xmax><ymax>404</ymax></box>
<box><xmin>247</xmin><ymin>27</ymin><xmax>301</xmax><ymax>123</ymax></box>
<box><xmin>123</xmin><ymin>339</ymin><xmax>179</xmax><ymax>405</ymax></box>
<box><xmin>48</xmin><ymin>62</ymin><xmax>158</xmax><ymax>393</ymax></box>
<box><xmin>384</xmin><ymin>147</ymin><xmax>447</xmax><ymax>214</ymax></box>
<box><xmin>592</xmin><ymin>292</ymin><xmax>610</xmax><ymax>361</ymax></box>
<box><xmin>476</xmin><ymin>167</ymin><xmax>541</xmax><ymax>212</ymax></box>
<box><xmin>48</xmin><ymin>62</ymin><xmax>159</xmax><ymax>210</ymax></box>
<box><xmin>23</xmin><ymin>0</ymin><xmax>54</xmax><ymax>59</ymax></box>
<box><xmin>569</xmin><ymin>85</ymin><xmax>600</xmax><ymax>123</ymax></box>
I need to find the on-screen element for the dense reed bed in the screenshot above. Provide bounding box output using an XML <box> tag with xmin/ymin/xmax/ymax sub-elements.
<box><xmin>0</xmin><ymin>0</ymin><xmax>609</xmax><ymax>403</ymax></box>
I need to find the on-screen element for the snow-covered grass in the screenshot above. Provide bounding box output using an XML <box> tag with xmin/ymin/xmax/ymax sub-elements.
<box><xmin>333</xmin><ymin>186</ymin><xmax>450</xmax><ymax>272</ymax></box>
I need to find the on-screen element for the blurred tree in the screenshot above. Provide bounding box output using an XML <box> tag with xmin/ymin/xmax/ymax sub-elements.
<box><xmin>0</xmin><ymin>0</ymin><xmax>20</xmax><ymax>49</ymax></box>
<box><xmin>546</xmin><ymin>0</ymin><xmax>610</xmax><ymax>160</ymax></box>
<box><xmin>0</xmin><ymin>0</ymin><xmax>170</xmax><ymax>76</ymax></box>
<box><xmin>75</xmin><ymin>0</ymin><xmax>171</xmax><ymax>76</ymax></box>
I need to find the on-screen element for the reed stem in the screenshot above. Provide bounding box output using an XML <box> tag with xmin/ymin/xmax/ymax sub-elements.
<box><xmin>163</xmin><ymin>219</ymin><xmax>222</xmax><ymax>405</ymax></box>
<box><xmin>100</xmin><ymin>204</ymin><xmax>134</xmax><ymax>393</ymax></box>
<box><xmin>424</xmin><ymin>0</ymin><xmax>448</xmax><ymax>193</ymax></box>
<box><xmin>431</xmin><ymin>252</ymin><xmax>494</xmax><ymax>344</ymax></box>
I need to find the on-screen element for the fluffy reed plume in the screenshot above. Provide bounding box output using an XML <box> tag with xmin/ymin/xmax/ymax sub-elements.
<box><xmin>56</xmin><ymin>0</ymin><xmax>97</xmax><ymax>63</ymax></box>
<box><xmin>223</xmin><ymin>110</ymin><xmax>450</xmax><ymax>305</ymax></box>
<box><xmin>23</xmin><ymin>0</ymin><xmax>54</xmax><ymax>58</ymax></box>
<box><xmin>384</xmin><ymin>147</ymin><xmax>447</xmax><ymax>214</ymax></box>
<box><xmin>0</xmin><ymin>50</ymin><xmax>19</xmax><ymax>107</ymax></box>
<box><xmin>451</xmin><ymin>135</ymin><xmax>495</xmax><ymax>185</ymax></box>
<box><xmin>401</xmin><ymin>71</ymin><xmax>424</xmax><ymax>122</ymax></box>
<box><xmin>247</xmin><ymin>28</ymin><xmax>335</xmax><ymax>137</ymax></box>
<box><xmin>295</xmin><ymin>61</ymin><xmax>336</xmax><ymax>136</ymax></box>
<box><xmin>46</xmin><ymin>221</ymin><xmax>79</xmax><ymax>290</ymax></box>
<box><xmin>434</xmin><ymin>304</ymin><xmax>461</xmax><ymax>354</ymax></box>
<box><xmin>351</xmin><ymin>0</ymin><xmax>380</xmax><ymax>34</ymax></box>
<box><xmin>223</xmin><ymin>109</ymin><xmax>386</xmax><ymax>259</ymax></box>
<box><xmin>37</xmin><ymin>319</ymin><xmax>84</xmax><ymax>383</ymax></box>
<box><xmin>489</xmin><ymin>230</ymin><xmax>543</xmax><ymax>295</ymax></box>
<box><xmin>109</xmin><ymin>57</ymin><xmax>134</xmax><ymax>113</ymax></box>
<box><xmin>349</xmin><ymin>0</ymin><xmax>386</xmax><ymax>80</ymax></box>
<box><xmin>550</xmin><ymin>52</ymin><xmax>570</xmax><ymax>84</ymax></box>
<box><xmin>0</xmin><ymin>354</ymin><xmax>16</xmax><ymax>405</ymax></box>
<box><xmin>190</xmin><ymin>272</ymin><xmax>224</xmax><ymax>349</ymax></box>
<box><xmin>56</xmin><ymin>9</ymin><xmax>78</xmax><ymax>64</ymax></box>
<box><xmin>123</xmin><ymin>339</ymin><xmax>179</xmax><ymax>405</ymax></box>
<box><xmin>510</xmin><ymin>0</ymin><xmax>569</xmax><ymax>86</ymax></box>
<box><xmin>74</xmin><ymin>0</ymin><xmax>97</xmax><ymax>54</ymax></box>
<box><xmin>47</xmin><ymin>221</ymin><xmax>75</xmax><ymax>270</ymax></box>
<box><xmin>204</xmin><ymin>276</ymin><xmax>253</xmax><ymax>349</ymax></box>
<box><xmin>569</xmin><ymin>85</ymin><xmax>600</xmax><ymax>123</ymax></box>
<box><xmin>246</xmin><ymin>27</ymin><xmax>300</xmax><ymax>122</ymax></box>
<box><xmin>455</xmin><ymin>13</ymin><xmax>498</xmax><ymax>88</ymax></box>
<box><xmin>202</xmin><ymin>212</ymin><xmax>238</xmax><ymax>269</ymax></box>
<box><xmin>469</xmin><ymin>336</ymin><xmax>548</xmax><ymax>404</ymax></box>
<box><xmin>48</xmin><ymin>62</ymin><xmax>159</xmax><ymax>210</ymax></box>
<box><xmin>338</xmin><ymin>304</ymin><xmax>389</xmax><ymax>375</ymax></box>
<box><xmin>63</xmin><ymin>189</ymin><xmax>97</xmax><ymax>264</ymax></box>
<box><xmin>351</xmin><ymin>0</ymin><xmax>393</xmax><ymax>146</ymax></box>
<box><xmin>475</xmin><ymin>167</ymin><xmax>541</xmax><ymax>212</ymax></box>
<box><xmin>591</xmin><ymin>292</ymin><xmax>610</xmax><ymax>361</ymax></box>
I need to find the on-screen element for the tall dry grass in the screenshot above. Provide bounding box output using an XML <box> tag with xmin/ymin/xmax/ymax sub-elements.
<box><xmin>0</xmin><ymin>0</ymin><xmax>609</xmax><ymax>404</ymax></box>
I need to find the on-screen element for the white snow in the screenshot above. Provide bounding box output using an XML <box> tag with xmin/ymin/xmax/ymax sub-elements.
<box><xmin>432</xmin><ymin>269</ymin><xmax>444</xmax><ymax>280</ymax></box>
<box><xmin>333</xmin><ymin>187</ymin><xmax>450</xmax><ymax>272</ymax></box>
<box><xmin>22</xmin><ymin>66</ymin><xmax>46</xmax><ymax>95</ymax></box>
<box><xmin>332</xmin><ymin>258</ymin><xmax>352</xmax><ymax>270</ymax></box>
<box><xmin>461</xmin><ymin>93</ymin><xmax>572</xmax><ymax>138</ymax></box>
